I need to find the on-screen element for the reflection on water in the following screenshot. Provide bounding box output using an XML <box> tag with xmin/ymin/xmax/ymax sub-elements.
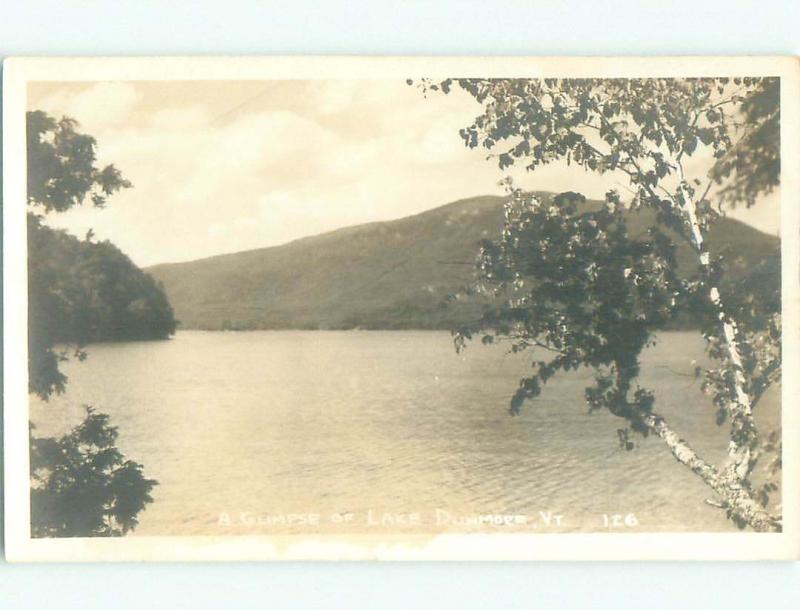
<box><xmin>29</xmin><ymin>330</ymin><xmax>780</xmax><ymax>535</ymax></box>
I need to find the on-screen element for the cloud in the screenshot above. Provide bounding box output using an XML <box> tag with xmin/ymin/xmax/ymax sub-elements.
<box><xmin>37</xmin><ymin>82</ymin><xmax>141</xmax><ymax>134</ymax></box>
<box><xmin>44</xmin><ymin>99</ymin><xmax>359</xmax><ymax>263</ymax></box>
<box><xmin>312</xmin><ymin>80</ymin><xmax>359</xmax><ymax>116</ymax></box>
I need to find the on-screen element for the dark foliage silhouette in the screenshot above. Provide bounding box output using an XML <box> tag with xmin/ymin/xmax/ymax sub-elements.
<box><xmin>27</xmin><ymin>110</ymin><xmax>161</xmax><ymax>537</ymax></box>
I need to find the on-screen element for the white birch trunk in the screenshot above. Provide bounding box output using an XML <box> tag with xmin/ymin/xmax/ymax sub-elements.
<box><xmin>679</xmin><ymin>185</ymin><xmax>757</xmax><ymax>478</ymax></box>
<box><xmin>641</xmin><ymin>412</ymin><xmax>779</xmax><ymax>532</ymax></box>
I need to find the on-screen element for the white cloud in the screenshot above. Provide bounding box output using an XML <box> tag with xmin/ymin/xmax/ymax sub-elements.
<box><xmin>313</xmin><ymin>80</ymin><xmax>359</xmax><ymax>116</ymax></box>
<box><xmin>37</xmin><ymin>82</ymin><xmax>141</xmax><ymax>134</ymax></box>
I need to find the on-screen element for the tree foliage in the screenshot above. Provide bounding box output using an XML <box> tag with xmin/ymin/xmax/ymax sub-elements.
<box><xmin>27</xmin><ymin>110</ymin><xmax>162</xmax><ymax>537</ymax></box>
<box><xmin>30</xmin><ymin>408</ymin><xmax>156</xmax><ymax>537</ymax></box>
<box><xmin>27</xmin><ymin>110</ymin><xmax>131</xmax><ymax>213</ymax></box>
<box><xmin>465</xmin><ymin>189</ymin><xmax>684</xmax><ymax>424</ymax></box>
<box><xmin>417</xmin><ymin>77</ymin><xmax>782</xmax><ymax>531</ymax></box>
<box><xmin>27</xmin><ymin>110</ymin><xmax>177</xmax><ymax>399</ymax></box>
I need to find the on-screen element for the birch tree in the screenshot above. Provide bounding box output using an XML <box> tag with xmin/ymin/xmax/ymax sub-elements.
<box><xmin>418</xmin><ymin>77</ymin><xmax>781</xmax><ymax>531</ymax></box>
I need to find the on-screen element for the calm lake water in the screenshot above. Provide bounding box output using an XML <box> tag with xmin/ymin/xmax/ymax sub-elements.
<box><xmin>29</xmin><ymin>330</ymin><xmax>780</xmax><ymax>535</ymax></box>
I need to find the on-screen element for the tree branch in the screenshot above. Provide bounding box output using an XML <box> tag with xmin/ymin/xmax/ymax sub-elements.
<box><xmin>639</xmin><ymin>412</ymin><xmax>780</xmax><ymax>532</ymax></box>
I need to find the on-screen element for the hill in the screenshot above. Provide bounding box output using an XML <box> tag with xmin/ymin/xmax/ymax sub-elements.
<box><xmin>145</xmin><ymin>194</ymin><xmax>780</xmax><ymax>331</ymax></box>
<box><xmin>29</xmin><ymin>215</ymin><xmax>178</xmax><ymax>397</ymax></box>
<box><xmin>30</xmin><ymin>216</ymin><xmax>178</xmax><ymax>342</ymax></box>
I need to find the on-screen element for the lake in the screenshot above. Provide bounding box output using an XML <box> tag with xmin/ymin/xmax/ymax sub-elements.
<box><xmin>29</xmin><ymin>330</ymin><xmax>780</xmax><ymax>535</ymax></box>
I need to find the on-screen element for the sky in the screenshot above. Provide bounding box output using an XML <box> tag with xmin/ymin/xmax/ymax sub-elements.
<box><xmin>28</xmin><ymin>80</ymin><xmax>781</xmax><ymax>267</ymax></box>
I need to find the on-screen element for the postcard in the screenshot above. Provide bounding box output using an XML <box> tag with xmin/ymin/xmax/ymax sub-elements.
<box><xmin>4</xmin><ymin>56</ymin><xmax>799</xmax><ymax>560</ymax></box>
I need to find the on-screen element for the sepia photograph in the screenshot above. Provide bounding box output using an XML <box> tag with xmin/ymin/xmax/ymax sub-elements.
<box><xmin>3</xmin><ymin>56</ymin><xmax>799</xmax><ymax>561</ymax></box>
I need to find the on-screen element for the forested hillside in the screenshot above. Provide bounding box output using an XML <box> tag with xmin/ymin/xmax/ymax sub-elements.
<box><xmin>146</xmin><ymin>193</ymin><xmax>780</xmax><ymax>331</ymax></box>
<box><xmin>29</xmin><ymin>215</ymin><xmax>177</xmax><ymax>345</ymax></box>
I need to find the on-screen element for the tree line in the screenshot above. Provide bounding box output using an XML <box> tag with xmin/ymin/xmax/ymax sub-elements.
<box><xmin>27</xmin><ymin>110</ymin><xmax>171</xmax><ymax>537</ymax></box>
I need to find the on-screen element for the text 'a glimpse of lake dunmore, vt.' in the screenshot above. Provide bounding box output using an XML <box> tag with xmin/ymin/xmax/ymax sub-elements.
<box><xmin>4</xmin><ymin>56</ymin><xmax>800</xmax><ymax>560</ymax></box>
